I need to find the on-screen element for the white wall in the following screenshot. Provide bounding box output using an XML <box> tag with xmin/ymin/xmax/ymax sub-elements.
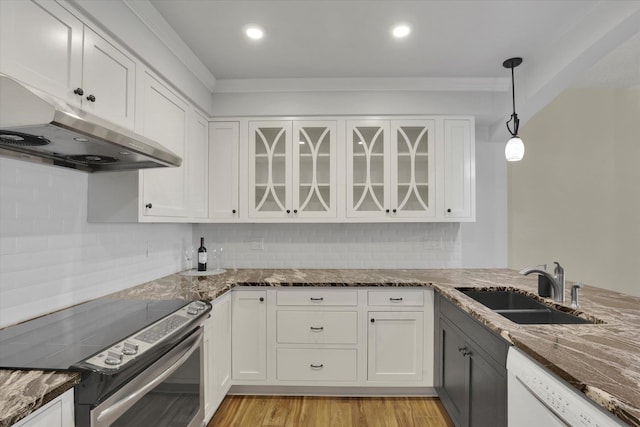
<box><xmin>0</xmin><ymin>157</ymin><xmax>191</xmax><ymax>328</ymax></box>
<box><xmin>509</xmin><ymin>88</ymin><xmax>640</xmax><ymax>296</ymax></box>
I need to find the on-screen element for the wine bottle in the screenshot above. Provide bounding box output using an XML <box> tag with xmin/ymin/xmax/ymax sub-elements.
<box><xmin>197</xmin><ymin>237</ymin><xmax>207</xmax><ymax>271</ymax></box>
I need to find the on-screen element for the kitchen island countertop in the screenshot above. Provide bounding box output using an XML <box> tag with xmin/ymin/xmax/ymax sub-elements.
<box><xmin>1</xmin><ymin>268</ymin><xmax>638</xmax><ymax>426</ymax></box>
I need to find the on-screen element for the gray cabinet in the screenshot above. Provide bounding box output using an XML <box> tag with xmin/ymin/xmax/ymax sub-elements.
<box><xmin>435</xmin><ymin>294</ymin><xmax>508</xmax><ymax>427</ymax></box>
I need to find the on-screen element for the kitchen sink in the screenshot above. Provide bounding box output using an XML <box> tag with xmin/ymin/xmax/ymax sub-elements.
<box><xmin>456</xmin><ymin>289</ymin><xmax>594</xmax><ymax>325</ymax></box>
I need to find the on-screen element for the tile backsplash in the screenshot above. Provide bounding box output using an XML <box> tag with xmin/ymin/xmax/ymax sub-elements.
<box><xmin>1</xmin><ymin>151</ymin><xmax>481</xmax><ymax>327</ymax></box>
<box><xmin>192</xmin><ymin>222</ymin><xmax>461</xmax><ymax>269</ymax></box>
<box><xmin>0</xmin><ymin>158</ymin><xmax>191</xmax><ymax>328</ymax></box>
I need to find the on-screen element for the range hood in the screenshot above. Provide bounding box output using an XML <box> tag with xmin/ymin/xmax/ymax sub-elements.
<box><xmin>0</xmin><ymin>74</ymin><xmax>182</xmax><ymax>172</ymax></box>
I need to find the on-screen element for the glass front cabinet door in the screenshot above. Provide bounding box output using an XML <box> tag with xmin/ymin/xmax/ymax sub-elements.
<box><xmin>391</xmin><ymin>120</ymin><xmax>436</xmax><ymax>218</ymax></box>
<box><xmin>347</xmin><ymin>120</ymin><xmax>435</xmax><ymax>219</ymax></box>
<box><xmin>346</xmin><ymin>121</ymin><xmax>390</xmax><ymax>218</ymax></box>
<box><xmin>249</xmin><ymin>120</ymin><xmax>336</xmax><ymax>219</ymax></box>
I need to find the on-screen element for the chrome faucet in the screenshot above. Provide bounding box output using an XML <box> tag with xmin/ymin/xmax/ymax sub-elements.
<box><xmin>520</xmin><ymin>261</ymin><xmax>565</xmax><ymax>303</ymax></box>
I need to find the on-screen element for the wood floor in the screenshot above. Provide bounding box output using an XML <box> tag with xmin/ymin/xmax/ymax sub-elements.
<box><xmin>207</xmin><ymin>395</ymin><xmax>455</xmax><ymax>427</ymax></box>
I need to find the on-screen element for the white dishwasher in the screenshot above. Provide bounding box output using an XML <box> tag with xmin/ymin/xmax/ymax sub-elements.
<box><xmin>507</xmin><ymin>347</ymin><xmax>624</xmax><ymax>427</ymax></box>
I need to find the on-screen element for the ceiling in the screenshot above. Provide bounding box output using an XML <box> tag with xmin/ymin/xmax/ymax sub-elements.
<box><xmin>151</xmin><ymin>0</ymin><xmax>605</xmax><ymax>81</ymax></box>
<box><xmin>148</xmin><ymin>0</ymin><xmax>639</xmax><ymax>131</ymax></box>
<box><xmin>572</xmin><ymin>31</ymin><xmax>640</xmax><ymax>88</ymax></box>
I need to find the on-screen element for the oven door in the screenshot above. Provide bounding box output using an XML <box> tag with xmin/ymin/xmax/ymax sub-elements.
<box><xmin>90</xmin><ymin>327</ymin><xmax>204</xmax><ymax>427</ymax></box>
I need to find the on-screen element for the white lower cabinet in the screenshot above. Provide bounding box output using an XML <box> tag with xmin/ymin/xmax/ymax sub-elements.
<box><xmin>14</xmin><ymin>388</ymin><xmax>74</xmax><ymax>427</ymax></box>
<box><xmin>204</xmin><ymin>293</ymin><xmax>231</xmax><ymax>422</ymax></box>
<box><xmin>367</xmin><ymin>311</ymin><xmax>424</xmax><ymax>382</ymax></box>
<box><xmin>276</xmin><ymin>311</ymin><xmax>357</xmax><ymax>344</ymax></box>
<box><xmin>230</xmin><ymin>287</ymin><xmax>434</xmax><ymax>389</ymax></box>
<box><xmin>231</xmin><ymin>290</ymin><xmax>267</xmax><ymax>381</ymax></box>
<box><xmin>276</xmin><ymin>348</ymin><xmax>357</xmax><ymax>381</ymax></box>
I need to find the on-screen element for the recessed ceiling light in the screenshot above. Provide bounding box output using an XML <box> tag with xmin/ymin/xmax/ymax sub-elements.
<box><xmin>245</xmin><ymin>25</ymin><xmax>264</xmax><ymax>40</ymax></box>
<box><xmin>392</xmin><ymin>24</ymin><xmax>411</xmax><ymax>39</ymax></box>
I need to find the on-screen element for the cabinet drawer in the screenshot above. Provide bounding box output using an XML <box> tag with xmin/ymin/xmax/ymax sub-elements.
<box><xmin>368</xmin><ymin>290</ymin><xmax>424</xmax><ymax>306</ymax></box>
<box><xmin>276</xmin><ymin>311</ymin><xmax>357</xmax><ymax>344</ymax></box>
<box><xmin>276</xmin><ymin>290</ymin><xmax>357</xmax><ymax>306</ymax></box>
<box><xmin>276</xmin><ymin>348</ymin><xmax>357</xmax><ymax>381</ymax></box>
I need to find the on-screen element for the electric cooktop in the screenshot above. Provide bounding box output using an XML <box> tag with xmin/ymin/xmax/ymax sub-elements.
<box><xmin>0</xmin><ymin>299</ymin><xmax>189</xmax><ymax>371</ymax></box>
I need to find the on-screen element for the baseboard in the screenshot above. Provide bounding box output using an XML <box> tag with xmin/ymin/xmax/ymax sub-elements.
<box><xmin>228</xmin><ymin>385</ymin><xmax>438</xmax><ymax>397</ymax></box>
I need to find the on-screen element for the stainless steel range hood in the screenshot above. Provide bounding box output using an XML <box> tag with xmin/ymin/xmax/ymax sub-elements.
<box><xmin>0</xmin><ymin>74</ymin><xmax>182</xmax><ymax>172</ymax></box>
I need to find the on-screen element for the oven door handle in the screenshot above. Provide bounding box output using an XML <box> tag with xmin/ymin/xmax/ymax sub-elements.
<box><xmin>95</xmin><ymin>330</ymin><xmax>202</xmax><ymax>426</ymax></box>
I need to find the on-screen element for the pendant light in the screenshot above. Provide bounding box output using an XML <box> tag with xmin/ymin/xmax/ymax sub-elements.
<box><xmin>503</xmin><ymin>57</ymin><xmax>524</xmax><ymax>161</ymax></box>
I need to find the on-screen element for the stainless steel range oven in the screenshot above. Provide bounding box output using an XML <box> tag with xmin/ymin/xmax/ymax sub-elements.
<box><xmin>0</xmin><ymin>298</ymin><xmax>211</xmax><ymax>427</ymax></box>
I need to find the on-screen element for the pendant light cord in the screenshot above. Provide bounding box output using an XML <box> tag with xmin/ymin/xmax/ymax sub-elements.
<box><xmin>506</xmin><ymin>65</ymin><xmax>520</xmax><ymax>137</ymax></box>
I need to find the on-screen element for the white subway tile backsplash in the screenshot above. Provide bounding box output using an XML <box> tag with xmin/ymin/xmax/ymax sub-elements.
<box><xmin>193</xmin><ymin>222</ymin><xmax>462</xmax><ymax>270</ymax></box>
<box><xmin>0</xmin><ymin>158</ymin><xmax>191</xmax><ymax>328</ymax></box>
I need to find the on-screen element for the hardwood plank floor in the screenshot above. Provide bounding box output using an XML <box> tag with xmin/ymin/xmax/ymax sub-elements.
<box><xmin>208</xmin><ymin>396</ymin><xmax>455</xmax><ymax>427</ymax></box>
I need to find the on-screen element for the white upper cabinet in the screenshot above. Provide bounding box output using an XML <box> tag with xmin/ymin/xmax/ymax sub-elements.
<box><xmin>81</xmin><ymin>27</ymin><xmax>136</xmax><ymax>129</ymax></box>
<box><xmin>249</xmin><ymin>121</ymin><xmax>291</xmax><ymax>218</ymax></box>
<box><xmin>209</xmin><ymin>122</ymin><xmax>240</xmax><ymax>220</ymax></box>
<box><xmin>139</xmin><ymin>71</ymin><xmax>188</xmax><ymax>218</ymax></box>
<box><xmin>187</xmin><ymin>110</ymin><xmax>209</xmax><ymax>219</ymax></box>
<box><xmin>440</xmin><ymin>119</ymin><xmax>475</xmax><ymax>220</ymax></box>
<box><xmin>346</xmin><ymin>120</ymin><xmax>390</xmax><ymax>218</ymax></box>
<box><xmin>1</xmin><ymin>1</ymin><xmax>136</xmax><ymax>130</ymax></box>
<box><xmin>391</xmin><ymin>120</ymin><xmax>436</xmax><ymax>219</ymax></box>
<box><xmin>88</xmin><ymin>69</ymin><xmax>191</xmax><ymax>223</ymax></box>
<box><xmin>292</xmin><ymin>121</ymin><xmax>337</xmax><ymax>218</ymax></box>
<box><xmin>249</xmin><ymin>120</ymin><xmax>337</xmax><ymax>219</ymax></box>
<box><xmin>347</xmin><ymin>119</ymin><xmax>436</xmax><ymax>220</ymax></box>
<box><xmin>0</xmin><ymin>0</ymin><xmax>83</xmax><ymax>103</ymax></box>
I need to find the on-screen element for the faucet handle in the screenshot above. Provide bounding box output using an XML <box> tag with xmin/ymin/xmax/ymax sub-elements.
<box><xmin>553</xmin><ymin>261</ymin><xmax>564</xmax><ymax>275</ymax></box>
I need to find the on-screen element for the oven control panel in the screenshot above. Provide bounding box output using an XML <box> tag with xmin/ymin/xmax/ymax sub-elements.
<box><xmin>83</xmin><ymin>301</ymin><xmax>209</xmax><ymax>370</ymax></box>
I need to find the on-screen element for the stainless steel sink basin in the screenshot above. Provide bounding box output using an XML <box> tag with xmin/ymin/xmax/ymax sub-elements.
<box><xmin>456</xmin><ymin>289</ymin><xmax>594</xmax><ymax>325</ymax></box>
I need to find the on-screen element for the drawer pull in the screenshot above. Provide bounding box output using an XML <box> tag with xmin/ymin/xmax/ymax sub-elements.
<box><xmin>310</xmin><ymin>364</ymin><xmax>324</xmax><ymax>369</ymax></box>
<box><xmin>310</xmin><ymin>297</ymin><xmax>324</xmax><ymax>302</ymax></box>
<box><xmin>389</xmin><ymin>297</ymin><xmax>403</xmax><ymax>302</ymax></box>
<box><xmin>310</xmin><ymin>326</ymin><xmax>324</xmax><ymax>331</ymax></box>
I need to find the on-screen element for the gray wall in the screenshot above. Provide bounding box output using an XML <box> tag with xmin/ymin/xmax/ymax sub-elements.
<box><xmin>509</xmin><ymin>88</ymin><xmax>640</xmax><ymax>296</ymax></box>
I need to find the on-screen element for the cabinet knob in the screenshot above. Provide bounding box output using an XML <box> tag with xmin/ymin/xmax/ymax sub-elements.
<box><xmin>389</xmin><ymin>297</ymin><xmax>403</xmax><ymax>302</ymax></box>
<box><xmin>259</xmin><ymin>297</ymin><xmax>264</xmax><ymax>302</ymax></box>
<box><xmin>310</xmin><ymin>364</ymin><xmax>324</xmax><ymax>369</ymax></box>
<box><xmin>293</xmin><ymin>209</ymin><xmax>298</xmax><ymax>214</ymax></box>
<box><xmin>286</xmin><ymin>209</ymin><xmax>291</xmax><ymax>214</ymax></box>
<box><xmin>370</xmin><ymin>318</ymin><xmax>375</xmax><ymax>323</ymax></box>
<box><xmin>310</xmin><ymin>326</ymin><xmax>324</xmax><ymax>331</ymax></box>
<box><xmin>458</xmin><ymin>346</ymin><xmax>471</xmax><ymax>356</ymax></box>
<box><xmin>386</xmin><ymin>209</ymin><xmax>390</xmax><ymax>213</ymax></box>
<box><xmin>145</xmin><ymin>203</ymin><xmax>152</xmax><ymax>209</ymax></box>
<box><xmin>392</xmin><ymin>209</ymin><xmax>397</xmax><ymax>213</ymax></box>
<box><xmin>232</xmin><ymin>209</ymin><xmax>237</xmax><ymax>214</ymax></box>
<box><xmin>86</xmin><ymin>94</ymin><xmax>96</xmax><ymax>102</ymax></box>
<box><xmin>447</xmin><ymin>208</ymin><xmax>452</xmax><ymax>213</ymax></box>
<box><xmin>74</xmin><ymin>88</ymin><xmax>84</xmax><ymax>96</ymax></box>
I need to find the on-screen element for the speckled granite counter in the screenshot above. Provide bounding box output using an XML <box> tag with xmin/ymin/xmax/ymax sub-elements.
<box><xmin>0</xmin><ymin>370</ymin><xmax>80</xmax><ymax>427</ymax></box>
<box><xmin>2</xmin><ymin>269</ymin><xmax>638</xmax><ymax>426</ymax></box>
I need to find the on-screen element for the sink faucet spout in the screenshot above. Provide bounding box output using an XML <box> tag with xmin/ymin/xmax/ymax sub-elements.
<box><xmin>520</xmin><ymin>262</ymin><xmax>565</xmax><ymax>303</ymax></box>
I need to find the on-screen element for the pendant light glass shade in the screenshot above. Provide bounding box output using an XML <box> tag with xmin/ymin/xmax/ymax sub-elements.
<box><xmin>503</xmin><ymin>57</ymin><xmax>524</xmax><ymax>162</ymax></box>
<box><xmin>505</xmin><ymin>136</ymin><xmax>525</xmax><ymax>161</ymax></box>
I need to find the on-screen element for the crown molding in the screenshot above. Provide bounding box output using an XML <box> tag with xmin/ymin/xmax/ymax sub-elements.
<box><xmin>214</xmin><ymin>77</ymin><xmax>510</xmax><ymax>94</ymax></box>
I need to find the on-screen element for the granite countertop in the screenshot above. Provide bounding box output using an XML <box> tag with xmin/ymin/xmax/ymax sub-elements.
<box><xmin>1</xmin><ymin>268</ymin><xmax>638</xmax><ymax>426</ymax></box>
<box><xmin>0</xmin><ymin>370</ymin><xmax>80</xmax><ymax>427</ymax></box>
